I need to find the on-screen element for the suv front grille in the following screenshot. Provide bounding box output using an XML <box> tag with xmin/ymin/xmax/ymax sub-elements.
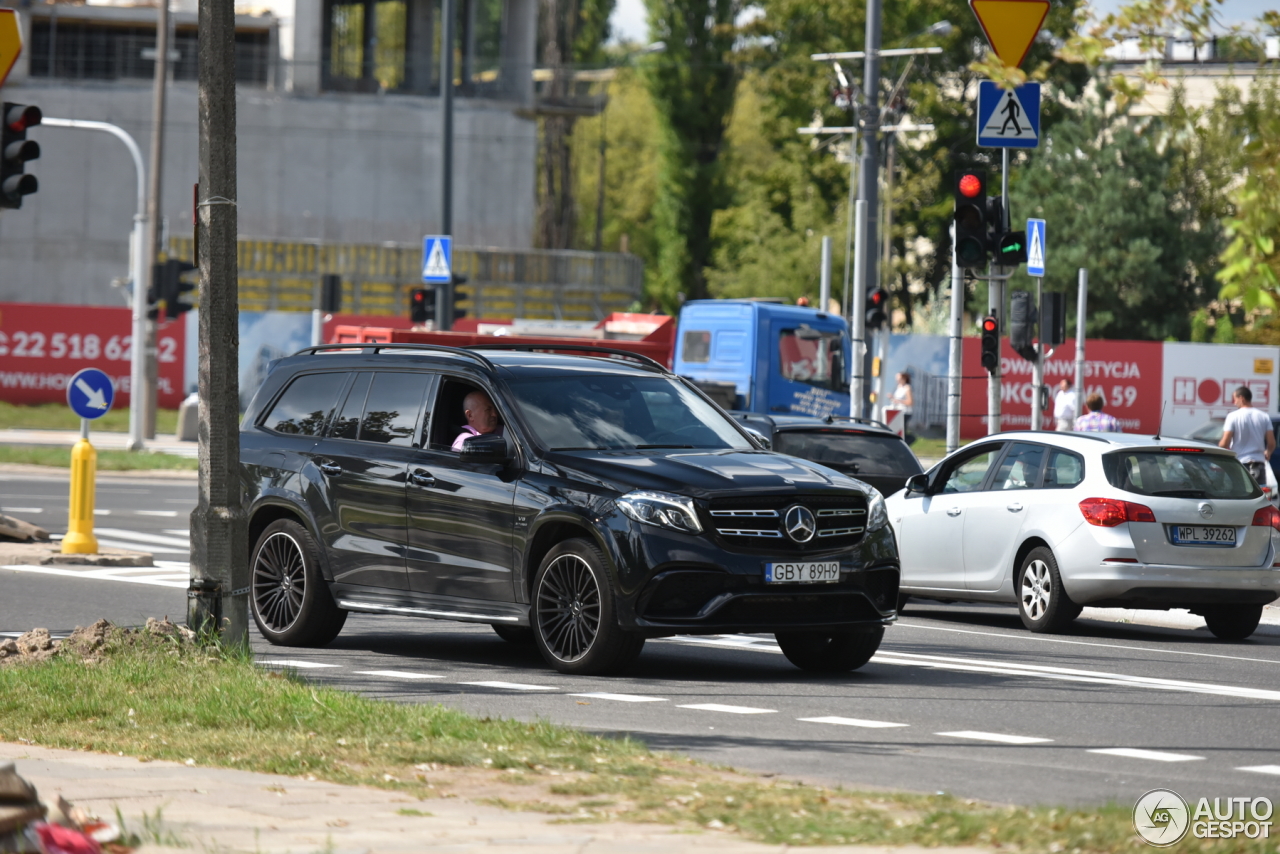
<box><xmin>704</xmin><ymin>494</ymin><xmax>868</xmax><ymax>551</ymax></box>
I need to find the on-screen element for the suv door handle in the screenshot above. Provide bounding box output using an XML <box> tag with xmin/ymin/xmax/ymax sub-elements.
<box><xmin>946</xmin><ymin>507</ymin><xmax>962</xmax><ymax>517</ymax></box>
<box><xmin>1007</xmin><ymin>502</ymin><xmax>1024</xmax><ymax>512</ymax></box>
<box><xmin>318</xmin><ymin>461</ymin><xmax>342</xmax><ymax>477</ymax></box>
<box><xmin>410</xmin><ymin>468</ymin><xmax>436</xmax><ymax>487</ymax></box>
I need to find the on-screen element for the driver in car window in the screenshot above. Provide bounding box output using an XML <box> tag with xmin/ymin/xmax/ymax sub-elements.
<box><xmin>452</xmin><ymin>390</ymin><xmax>503</xmax><ymax>451</ymax></box>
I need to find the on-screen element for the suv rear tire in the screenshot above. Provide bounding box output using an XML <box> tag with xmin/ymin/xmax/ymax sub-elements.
<box><xmin>775</xmin><ymin>628</ymin><xmax>884</xmax><ymax>672</ymax></box>
<box><xmin>250</xmin><ymin>518</ymin><xmax>347</xmax><ymax>646</ymax></box>
<box><xmin>1017</xmin><ymin>546</ymin><xmax>1081</xmax><ymax>633</ymax></box>
<box><xmin>532</xmin><ymin>539</ymin><xmax>644</xmax><ymax>675</ymax></box>
<box><xmin>1203</xmin><ymin>604</ymin><xmax>1263</xmax><ymax>640</ymax></box>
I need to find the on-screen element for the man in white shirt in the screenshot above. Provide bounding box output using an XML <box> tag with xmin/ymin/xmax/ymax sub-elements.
<box><xmin>1220</xmin><ymin>385</ymin><xmax>1275</xmax><ymax>485</ymax></box>
<box><xmin>1052</xmin><ymin>380</ymin><xmax>1077</xmax><ymax>431</ymax></box>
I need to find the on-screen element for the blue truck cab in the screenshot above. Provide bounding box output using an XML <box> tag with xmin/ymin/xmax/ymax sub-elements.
<box><xmin>673</xmin><ymin>300</ymin><xmax>851</xmax><ymax>417</ymax></box>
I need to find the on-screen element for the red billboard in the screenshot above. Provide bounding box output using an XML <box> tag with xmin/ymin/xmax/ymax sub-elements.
<box><xmin>961</xmin><ymin>337</ymin><xmax>1164</xmax><ymax>438</ymax></box>
<box><xmin>0</xmin><ymin>303</ymin><xmax>186</xmax><ymax>408</ymax></box>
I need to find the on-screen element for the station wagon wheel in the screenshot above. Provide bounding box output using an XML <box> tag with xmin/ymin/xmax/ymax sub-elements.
<box><xmin>532</xmin><ymin>539</ymin><xmax>644</xmax><ymax>675</ymax></box>
<box><xmin>1202</xmin><ymin>604</ymin><xmax>1264</xmax><ymax>641</ymax></box>
<box><xmin>1016</xmin><ymin>546</ymin><xmax>1081</xmax><ymax>633</ymax></box>
<box><xmin>250</xmin><ymin>518</ymin><xmax>346</xmax><ymax>647</ymax></box>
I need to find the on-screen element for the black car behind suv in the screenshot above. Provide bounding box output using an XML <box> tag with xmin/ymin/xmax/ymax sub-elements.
<box><xmin>240</xmin><ymin>344</ymin><xmax>899</xmax><ymax>675</ymax></box>
<box><xmin>730</xmin><ymin>413</ymin><xmax>924</xmax><ymax>498</ymax></box>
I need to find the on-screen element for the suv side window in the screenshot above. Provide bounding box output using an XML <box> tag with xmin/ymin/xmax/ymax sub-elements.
<box><xmin>993</xmin><ymin>442</ymin><xmax>1047</xmax><ymax>490</ymax></box>
<box><xmin>262</xmin><ymin>373</ymin><xmax>344</xmax><ymax>436</ymax></box>
<box><xmin>357</xmin><ymin>372</ymin><xmax>430</xmax><ymax>446</ymax></box>
<box><xmin>330</xmin><ymin>372</ymin><xmax>371</xmax><ymax>441</ymax></box>
<box><xmin>940</xmin><ymin>445</ymin><xmax>1002</xmax><ymax>494</ymax></box>
<box><xmin>1044</xmin><ymin>449</ymin><xmax>1085</xmax><ymax>488</ymax></box>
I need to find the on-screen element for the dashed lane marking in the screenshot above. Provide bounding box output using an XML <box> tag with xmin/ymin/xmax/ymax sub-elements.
<box><xmin>1087</xmin><ymin>748</ymin><xmax>1203</xmax><ymax>763</ymax></box>
<box><xmin>258</xmin><ymin>660</ymin><xmax>342</xmax><ymax>669</ymax></box>
<box><xmin>1</xmin><ymin>564</ymin><xmax>188</xmax><ymax>588</ymax></box>
<box><xmin>461</xmin><ymin>681</ymin><xmax>560</xmax><ymax>691</ymax></box>
<box><xmin>570</xmin><ymin>693</ymin><xmax>667</xmax><ymax>703</ymax></box>
<box><xmin>2</xmin><ymin>507</ymin><xmax>42</xmax><ymax>514</ymax></box>
<box><xmin>797</xmin><ymin>716</ymin><xmax>909</xmax><ymax>728</ymax></box>
<box><xmin>135</xmin><ymin>510</ymin><xmax>179</xmax><ymax>517</ymax></box>
<box><xmin>1237</xmin><ymin>765</ymin><xmax>1280</xmax><ymax>776</ymax></box>
<box><xmin>937</xmin><ymin>731</ymin><xmax>1053</xmax><ymax>745</ymax></box>
<box><xmin>354</xmin><ymin>670</ymin><xmax>446</xmax><ymax>680</ymax></box>
<box><xmin>95</xmin><ymin>528</ymin><xmax>191</xmax><ymax>549</ymax></box>
<box><xmin>677</xmin><ymin>703</ymin><xmax>776</xmax><ymax>715</ymax></box>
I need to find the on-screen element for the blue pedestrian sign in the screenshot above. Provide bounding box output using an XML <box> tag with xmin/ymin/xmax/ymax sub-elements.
<box><xmin>977</xmin><ymin>82</ymin><xmax>1040</xmax><ymax>149</ymax></box>
<box><xmin>422</xmin><ymin>235</ymin><xmax>453</xmax><ymax>284</ymax></box>
<box><xmin>1026</xmin><ymin>218</ymin><xmax>1046</xmax><ymax>277</ymax></box>
<box><xmin>67</xmin><ymin>368</ymin><xmax>114</xmax><ymax>420</ymax></box>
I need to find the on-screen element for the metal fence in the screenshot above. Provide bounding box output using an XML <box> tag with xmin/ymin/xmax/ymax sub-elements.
<box><xmin>166</xmin><ymin>237</ymin><xmax>645</xmax><ymax>320</ymax></box>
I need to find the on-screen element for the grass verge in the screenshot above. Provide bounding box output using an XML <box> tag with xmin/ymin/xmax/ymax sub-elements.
<box><xmin>0</xmin><ymin>628</ymin><xmax>1261</xmax><ymax>852</ymax></box>
<box><xmin>909</xmin><ymin>436</ymin><xmax>965</xmax><ymax>461</ymax></box>
<box><xmin>0</xmin><ymin>402</ymin><xmax>178</xmax><ymax>434</ymax></box>
<box><xmin>0</xmin><ymin>445</ymin><xmax>197</xmax><ymax>471</ymax></box>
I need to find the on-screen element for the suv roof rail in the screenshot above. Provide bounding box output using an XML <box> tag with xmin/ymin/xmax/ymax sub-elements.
<box><xmin>293</xmin><ymin>342</ymin><xmax>497</xmax><ymax>370</ymax></box>
<box><xmin>822</xmin><ymin>414</ymin><xmax>892</xmax><ymax>430</ymax></box>
<box><xmin>466</xmin><ymin>343</ymin><xmax>670</xmax><ymax>373</ymax></box>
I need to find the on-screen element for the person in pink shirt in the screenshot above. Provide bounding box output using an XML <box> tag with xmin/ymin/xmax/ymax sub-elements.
<box><xmin>1073</xmin><ymin>393</ymin><xmax>1121</xmax><ymax>433</ymax></box>
<box><xmin>451</xmin><ymin>389</ymin><xmax>503</xmax><ymax>451</ymax></box>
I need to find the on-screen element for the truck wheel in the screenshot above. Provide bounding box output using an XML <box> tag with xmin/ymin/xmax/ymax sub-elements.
<box><xmin>1017</xmin><ymin>546</ymin><xmax>1081</xmax><ymax>633</ymax></box>
<box><xmin>775</xmin><ymin>628</ymin><xmax>884</xmax><ymax>672</ymax></box>
<box><xmin>250</xmin><ymin>519</ymin><xmax>346</xmax><ymax>646</ymax></box>
<box><xmin>1203</xmin><ymin>604</ymin><xmax>1263</xmax><ymax>640</ymax></box>
<box><xmin>532</xmin><ymin>539</ymin><xmax>644</xmax><ymax>675</ymax></box>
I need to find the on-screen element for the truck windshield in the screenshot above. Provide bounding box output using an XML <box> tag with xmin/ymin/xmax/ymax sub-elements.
<box><xmin>1102</xmin><ymin>450</ymin><xmax>1261</xmax><ymax>500</ymax></box>
<box><xmin>779</xmin><ymin>327</ymin><xmax>847</xmax><ymax>393</ymax></box>
<box><xmin>509</xmin><ymin>374</ymin><xmax>754</xmax><ymax>452</ymax></box>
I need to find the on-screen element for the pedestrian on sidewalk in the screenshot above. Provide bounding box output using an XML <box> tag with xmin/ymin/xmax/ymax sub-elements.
<box><xmin>1220</xmin><ymin>386</ymin><xmax>1275</xmax><ymax>486</ymax></box>
<box><xmin>1052</xmin><ymin>379</ymin><xmax>1077</xmax><ymax>431</ymax></box>
<box><xmin>1073</xmin><ymin>393</ymin><xmax>1121</xmax><ymax>433</ymax></box>
<box><xmin>892</xmin><ymin>372</ymin><xmax>914</xmax><ymax>443</ymax></box>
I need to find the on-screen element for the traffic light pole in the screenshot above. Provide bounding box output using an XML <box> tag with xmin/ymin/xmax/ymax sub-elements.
<box><xmin>436</xmin><ymin>0</ymin><xmax>456</xmax><ymax>332</ymax></box>
<box><xmin>1075</xmin><ymin>268</ymin><xmax>1088</xmax><ymax>411</ymax></box>
<box><xmin>946</xmin><ymin>224</ymin><xmax>962</xmax><ymax>453</ymax></box>
<box><xmin>849</xmin><ymin>200</ymin><xmax>868</xmax><ymax>417</ymax></box>
<box><xmin>986</xmin><ymin>148</ymin><xmax>1013</xmax><ymax>435</ymax></box>
<box><xmin>1031</xmin><ymin>275</ymin><xmax>1045</xmax><ymax>431</ymax></box>
<box><xmin>41</xmin><ymin>117</ymin><xmax>149</xmax><ymax>452</ymax></box>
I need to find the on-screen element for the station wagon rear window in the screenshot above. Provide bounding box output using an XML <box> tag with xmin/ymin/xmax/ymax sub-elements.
<box><xmin>773</xmin><ymin>431</ymin><xmax>921</xmax><ymax>476</ymax></box>
<box><xmin>1103</xmin><ymin>451</ymin><xmax>1261</xmax><ymax>500</ymax></box>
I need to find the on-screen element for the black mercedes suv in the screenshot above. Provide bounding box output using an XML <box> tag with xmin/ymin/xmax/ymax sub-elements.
<box><xmin>240</xmin><ymin>343</ymin><xmax>899</xmax><ymax>675</ymax></box>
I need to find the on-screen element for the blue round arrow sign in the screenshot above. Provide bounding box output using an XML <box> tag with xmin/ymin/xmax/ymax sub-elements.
<box><xmin>67</xmin><ymin>368</ymin><xmax>115</xmax><ymax>420</ymax></box>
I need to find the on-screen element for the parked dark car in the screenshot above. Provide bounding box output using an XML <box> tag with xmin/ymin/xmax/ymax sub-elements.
<box><xmin>239</xmin><ymin>344</ymin><xmax>900</xmax><ymax>675</ymax></box>
<box><xmin>729</xmin><ymin>412</ymin><xmax>924</xmax><ymax>497</ymax></box>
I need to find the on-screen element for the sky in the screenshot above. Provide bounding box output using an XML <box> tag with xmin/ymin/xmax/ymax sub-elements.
<box><xmin>607</xmin><ymin>0</ymin><xmax>1277</xmax><ymax>47</ymax></box>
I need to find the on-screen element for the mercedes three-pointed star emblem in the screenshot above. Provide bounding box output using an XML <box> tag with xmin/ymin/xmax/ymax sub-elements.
<box><xmin>783</xmin><ymin>504</ymin><xmax>816</xmax><ymax>543</ymax></box>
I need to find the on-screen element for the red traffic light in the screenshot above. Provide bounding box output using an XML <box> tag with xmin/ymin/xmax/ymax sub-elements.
<box><xmin>958</xmin><ymin>173</ymin><xmax>983</xmax><ymax>198</ymax></box>
<box><xmin>869</xmin><ymin>290</ymin><xmax>886</xmax><ymax>307</ymax></box>
<box><xmin>982</xmin><ymin>317</ymin><xmax>997</xmax><ymax>333</ymax></box>
<box><xmin>4</xmin><ymin>104</ymin><xmax>41</xmax><ymax>134</ymax></box>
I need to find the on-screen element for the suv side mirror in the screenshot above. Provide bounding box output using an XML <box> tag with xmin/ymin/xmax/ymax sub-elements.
<box><xmin>459</xmin><ymin>432</ymin><xmax>510</xmax><ymax>464</ymax></box>
<box><xmin>743</xmin><ymin>427</ymin><xmax>771</xmax><ymax>451</ymax></box>
<box><xmin>905</xmin><ymin>473</ymin><xmax>929</xmax><ymax>495</ymax></box>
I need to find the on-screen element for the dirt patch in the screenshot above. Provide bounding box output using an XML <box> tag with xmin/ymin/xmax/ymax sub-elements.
<box><xmin>0</xmin><ymin>619</ymin><xmax>197</xmax><ymax>668</ymax></box>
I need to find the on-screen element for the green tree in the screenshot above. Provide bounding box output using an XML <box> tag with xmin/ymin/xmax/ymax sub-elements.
<box><xmin>641</xmin><ymin>0</ymin><xmax>742</xmax><ymax>306</ymax></box>
<box><xmin>1016</xmin><ymin>83</ymin><xmax>1215</xmax><ymax>340</ymax></box>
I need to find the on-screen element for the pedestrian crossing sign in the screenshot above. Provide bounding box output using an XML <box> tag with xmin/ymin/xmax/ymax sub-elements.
<box><xmin>1026</xmin><ymin>218</ymin><xmax>1046</xmax><ymax>277</ymax></box>
<box><xmin>977</xmin><ymin>81</ymin><xmax>1040</xmax><ymax>149</ymax></box>
<box><xmin>422</xmin><ymin>235</ymin><xmax>452</xmax><ymax>284</ymax></box>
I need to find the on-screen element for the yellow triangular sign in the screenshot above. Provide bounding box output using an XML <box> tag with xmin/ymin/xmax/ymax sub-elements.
<box><xmin>969</xmin><ymin>0</ymin><xmax>1049</xmax><ymax>69</ymax></box>
<box><xmin>0</xmin><ymin>10</ymin><xmax>23</xmax><ymax>88</ymax></box>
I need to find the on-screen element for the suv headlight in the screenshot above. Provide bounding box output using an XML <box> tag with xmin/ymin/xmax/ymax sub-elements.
<box><xmin>864</xmin><ymin>488</ymin><xmax>888</xmax><ymax>532</ymax></box>
<box><xmin>616</xmin><ymin>491</ymin><xmax>703</xmax><ymax>534</ymax></box>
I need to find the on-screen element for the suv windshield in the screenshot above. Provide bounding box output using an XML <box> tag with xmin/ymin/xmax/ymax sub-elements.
<box><xmin>773</xmin><ymin>430</ymin><xmax>921</xmax><ymax>476</ymax></box>
<box><xmin>1102</xmin><ymin>450</ymin><xmax>1262</xmax><ymax>500</ymax></box>
<box><xmin>509</xmin><ymin>374</ymin><xmax>754</xmax><ymax>452</ymax></box>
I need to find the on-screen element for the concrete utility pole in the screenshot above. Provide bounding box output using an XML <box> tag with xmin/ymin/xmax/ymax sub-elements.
<box><xmin>189</xmin><ymin>0</ymin><xmax>248</xmax><ymax>644</ymax></box>
<box><xmin>858</xmin><ymin>0</ymin><xmax>883</xmax><ymax>300</ymax></box>
<box><xmin>1030</xmin><ymin>275</ymin><xmax>1045</xmax><ymax>431</ymax></box>
<box><xmin>436</xmin><ymin>0</ymin><xmax>456</xmax><ymax>331</ymax></box>
<box><xmin>1075</xmin><ymin>268</ymin><xmax>1087</xmax><ymax>407</ymax></box>
<box><xmin>946</xmin><ymin>223</ymin><xmax>962</xmax><ymax>452</ymax></box>
<box><xmin>819</xmin><ymin>235</ymin><xmax>832</xmax><ymax>310</ymax></box>
<box><xmin>850</xmin><ymin>200</ymin><xmax>868</xmax><ymax>416</ymax></box>
<box><xmin>143</xmin><ymin>0</ymin><xmax>171</xmax><ymax>441</ymax></box>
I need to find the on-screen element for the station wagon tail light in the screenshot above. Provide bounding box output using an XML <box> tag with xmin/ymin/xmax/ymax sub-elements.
<box><xmin>1079</xmin><ymin>497</ymin><xmax>1156</xmax><ymax>527</ymax></box>
<box><xmin>1252</xmin><ymin>505</ymin><xmax>1280</xmax><ymax>531</ymax></box>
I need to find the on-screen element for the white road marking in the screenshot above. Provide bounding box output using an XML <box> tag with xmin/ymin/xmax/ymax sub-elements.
<box><xmin>258</xmin><ymin>660</ymin><xmax>341</xmax><ymax>669</ymax></box>
<box><xmin>1238</xmin><ymin>765</ymin><xmax>1280</xmax><ymax>776</ymax></box>
<box><xmin>95</xmin><ymin>528</ymin><xmax>192</xmax><ymax>549</ymax></box>
<box><xmin>2</xmin><ymin>507</ymin><xmax>43</xmax><ymax>514</ymax></box>
<box><xmin>797</xmin><ymin>716</ymin><xmax>908</xmax><ymax>728</ymax></box>
<box><xmin>1088</xmin><ymin>748</ymin><xmax>1203</xmax><ymax>763</ymax></box>
<box><xmin>677</xmin><ymin>703</ymin><xmax>776</xmax><ymax>715</ymax></box>
<box><xmin>93</xmin><ymin>509</ymin><xmax>111</xmax><ymax>516</ymax></box>
<box><xmin>895</xmin><ymin>621</ymin><xmax>1280</xmax><ymax>667</ymax></box>
<box><xmin>1</xmin><ymin>565</ymin><xmax>188</xmax><ymax>588</ymax></box>
<box><xmin>570</xmin><ymin>693</ymin><xmax>667</xmax><ymax>703</ymax></box>
<box><xmin>163</xmin><ymin>529</ymin><xmax>193</xmax><ymax>537</ymax></box>
<box><xmin>461</xmin><ymin>681</ymin><xmax>559</xmax><ymax>691</ymax></box>
<box><xmin>135</xmin><ymin>510</ymin><xmax>179</xmax><ymax>517</ymax></box>
<box><xmin>937</xmin><ymin>731</ymin><xmax>1052</xmax><ymax>745</ymax></box>
<box><xmin>354</xmin><ymin>670</ymin><xmax>445</xmax><ymax>680</ymax></box>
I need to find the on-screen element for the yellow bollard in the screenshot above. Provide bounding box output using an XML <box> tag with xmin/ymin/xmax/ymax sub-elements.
<box><xmin>62</xmin><ymin>437</ymin><xmax>99</xmax><ymax>554</ymax></box>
